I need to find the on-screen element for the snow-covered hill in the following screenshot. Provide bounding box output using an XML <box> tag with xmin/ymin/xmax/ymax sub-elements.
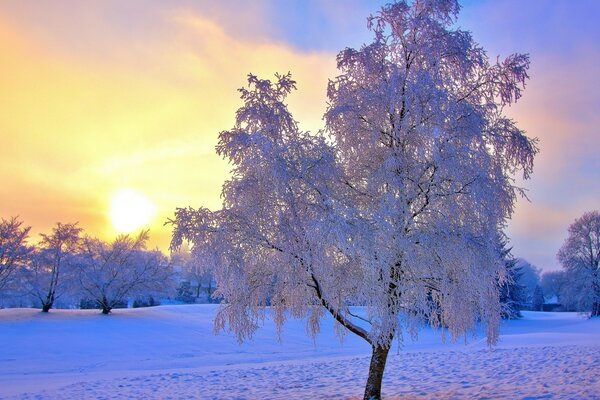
<box><xmin>1</xmin><ymin>305</ymin><xmax>598</xmax><ymax>399</ymax></box>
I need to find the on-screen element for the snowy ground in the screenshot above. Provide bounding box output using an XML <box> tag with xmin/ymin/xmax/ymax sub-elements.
<box><xmin>1</xmin><ymin>306</ymin><xmax>599</xmax><ymax>399</ymax></box>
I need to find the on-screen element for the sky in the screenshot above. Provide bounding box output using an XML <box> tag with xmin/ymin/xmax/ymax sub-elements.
<box><xmin>0</xmin><ymin>0</ymin><xmax>598</xmax><ymax>272</ymax></box>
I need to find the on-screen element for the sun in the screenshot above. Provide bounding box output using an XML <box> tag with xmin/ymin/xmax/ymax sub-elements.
<box><xmin>109</xmin><ymin>189</ymin><xmax>156</xmax><ymax>234</ymax></box>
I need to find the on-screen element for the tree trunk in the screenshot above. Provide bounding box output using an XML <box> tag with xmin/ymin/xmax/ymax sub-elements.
<box><xmin>42</xmin><ymin>290</ymin><xmax>55</xmax><ymax>312</ymax></box>
<box><xmin>363</xmin><ymin>345</ymin><xmax>390</xmax><ymax>400</ymax></box>
<box><xmin>100</xmin><ymin>296</ymin><xmax>111</xmax><ymax>314</ymax></box>
<box><xmin>592</xmin><ymin>302</ymin><xmax>600</xmax><ymax>317</ymax></box>
<box><xmin>592</xmin><ymin>279</ymin><xmax>600</xmax><ymax>317</ymax></box>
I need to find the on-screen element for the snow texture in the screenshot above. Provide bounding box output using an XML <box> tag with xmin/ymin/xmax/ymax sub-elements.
<box><xmin>1</xmin><ymin>306</ymin><xmax>598</xmax><ymax>399</ymax></box>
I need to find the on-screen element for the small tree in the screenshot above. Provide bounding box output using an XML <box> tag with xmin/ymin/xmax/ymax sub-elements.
<box><xmin>0</xmin><ymin>217</ymin><xmax>31</xmax><ymax>293</ymax></box>
<box><xmin>172</xmin><ymin>247</ymin><xmax>215</xmax><ymax>301</ymax></box>
<box><xmin>540</xmin><ymin>271</ymin><xmax>562</xmax><ymax>301</ymax></box>
<box><xmin>176</xmin><ymin>281</ymin><xmax>196</xmax><ymax>304</ymax></box>
<box><xmin>514</xmin><ymin>259</ymin><xmax>541</xmax><ymax>309</ymax></box>
<box><xmin>499</xmin><ymin>243</ymin><xmax>524</xmax><ymax>319</ymax></box>
<box><xmin>531</xmin><ymin>285</ymin><xmax>545</xmax><ymax>311</ymax></box>
<box><xmin>557</xmin><ymin>210</ymin><xmax>600</xmax><ymax>316</ymax></box>
<box><xmin>77</xmin><ymin>231</ymin><xmax>172</xmax><ymax>314</ymax></box>
<box><xmin>171</xmin><ymin>1</ymin><xmax>536</xmax><ymax>398</ymax></box>
<box><xmin>26</xmin><ymin>223</ymin><xmax>82</xmax><ymax>312</ymax></box>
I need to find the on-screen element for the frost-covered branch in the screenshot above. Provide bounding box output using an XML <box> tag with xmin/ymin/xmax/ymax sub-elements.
<box><xmin>172</xmin><ymin>1</ymin><xmax>537</xmax><ymax>398</ymax></box>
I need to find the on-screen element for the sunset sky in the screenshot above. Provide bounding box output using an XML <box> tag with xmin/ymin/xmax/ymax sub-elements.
<box><xmin>0</xmin><ymin>0</ymin><xmax>598</xmax><ymax>272</ymax></box>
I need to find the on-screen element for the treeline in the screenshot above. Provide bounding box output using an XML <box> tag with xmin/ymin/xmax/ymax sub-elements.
<box><xmin>3</xmin><ymin>211</ymin><xmax>598</xmax><ymax>316</ymax></box>
<box><xmin>504</xmin><ymin>258</ymin><xmax>598</xmax><ymax>315</ymax></box>
<box><xmin>500</xmin><ymin>210</ymin><xmax>600</xmax><ymax>317</ymax></box>
<box><xmin>503</xmin><ymin>258</ymin><xmax>572</xmax><ymax>314</ymax></box>
<box><xmin>528</xmin><ymin>211</ymin><xmax>600</xmax><ymax>316</ymax></box>
<box><xmin>0</xmin><ymin>216</ymin><xmax>214</xmax><ymax>313</ymax></box>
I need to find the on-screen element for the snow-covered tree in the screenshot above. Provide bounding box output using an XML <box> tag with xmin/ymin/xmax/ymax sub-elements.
<box><xmin>0</xmin><ymin>217</ymin><xmax>31</xmax><ymax>293</ymax></box>
<box><xmin>175</xmin><ymin>280</ymin><xmax>196</xmax><ymax>304</ymax></box>
<box><xmin>25</xmin><ymin>223</ymin><xmax>82</xmax><ymax>312</ymax></box>
<box><xmin>499</xmin><ymin>243</ymin><xmax>523</xmax><ymax>319</ymax></box>
<box><xmin>540</xmin><ymin>270</ymin><xmax>563</xmax><ymax>300</ymax></box>
<box><xmin>514</xmin><ymin>259</ymin><xmax>541</xmax><ymax>309</ymax></box>
<box><xmin>531</xmin><ymin>285</ymin><xmax>544</xmax><ymax>311</ymax></box>
<box><xmin>172</xmin><ymin>247</ymin><xmax>215</xmax><ymax>302</ymax></box>
<box><xmin>170</xmin><ymin>1</ymin><xmax>537</xmax><ymax>398</ymax></box>
<box><xmin>77</xmin><ymin>231</ymin><xmax>172</xmax><ymax>314</ymax></box>
<box><xmin>557</xmin><ymin>210</ymin><xmax>600</xmax><ymax>316</ymax></box>
<box><xmin>541</xmin><ymin>270</ymin><xmax>585</xmax><ymax>311</ymax></box>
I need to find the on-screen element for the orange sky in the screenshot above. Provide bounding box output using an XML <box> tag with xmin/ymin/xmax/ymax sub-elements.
<box><xmin>1</xmin><ymin>1</ymin><xmax>599</xmax><ymax>271</ymax></box>
<box><xmin>0</xmin><ymin>2</ymin><xmax>337</xmax><ymax>249</ymax></box>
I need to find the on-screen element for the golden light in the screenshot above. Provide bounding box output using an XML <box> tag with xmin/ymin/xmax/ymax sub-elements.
<box><xmin>109</xmin><ymin>189</ymin><xmax>156</xmax><ymax>234</ymax></box>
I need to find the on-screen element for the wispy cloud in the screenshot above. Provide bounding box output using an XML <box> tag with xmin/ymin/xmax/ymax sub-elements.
<box><xmin>460</xmin><ymin>1</ymin><xmax>600</xmax><ymax>269</ymax></box>
<box><xmin>0</xmin><ymin>2</ymin><xmax>336</xmax><ymax>246</ymax></box>
<box><xmin>0</xmin><ymin>1</ymin><xmax>598</xmax><ymax>269</ymax></box>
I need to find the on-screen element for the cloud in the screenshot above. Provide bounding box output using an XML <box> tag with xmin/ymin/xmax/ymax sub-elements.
<box><xmin>2</xmin><ymin>0</ymin><xmax>598</xmax><ymax>271</ymax></box>
<box><xmin>459</xmin><ymin>4</ymin><xmax>600</xmax><ymax>271</ymax></box>
<box><xmin>503</xmin><ymin>46</ymin><xmax>600</xmax><ymax>270</ymax></box>
<box><xmin>0</xmin><ymin>3</ymin><xmax>337</xmax><ymax>248</ymax></box>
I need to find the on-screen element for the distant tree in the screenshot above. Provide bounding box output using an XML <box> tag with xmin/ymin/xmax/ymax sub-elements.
<box><xmin>499</xmin><ymin>244</ymin><xmax>524</xmax><ymax>319</ymax></box>
<box><xmin>514</xmin><ymin>259</ymin><xmax>541</xmax><ymax>309</ymax></box>
<box><xmin>0</xmin><ymin>217</ymin><xmax>31</xmax><ymax>293</ymax></box>
<box><xmin>540</xmin><ymin>270</ymin><xmax>588</xmax><ymax>311</ymax></box>
<box><xmin>540</xmin><ymin>271</ymin><xmax>563</xmax><ymax>300</ymax></box>
<box><xmin>79</xmin><ymin>297</ymin><xmax>127</xmax><ymax>310</ymax></box>
<box><xmin>25</xmin><ymin>223</ymin><xmax>82</xmax><ymax>312</ymax></box>
<box><xmin>171</xmin><ymin>247</ymin><xmax>215</xmax><ymax>301</ymax></box>
<box><xmin>175</xmin><ymin>281</ymin><xmax>196</xmax><ymax>304</ymax></box>
<box><xmin>77</xmin><ymin>231</ymin><xmax>172</xmax><ymax>314</ymax></box>
<box><xmin>170</xmin><ymin>1</ymin><xmax>536</xmax><ymax>398</ymax></box>
<box><xmin>558</xmin><ymin>211</ymin><xmax>600</xmax><ymax>316</ymax></box>
<box><xmin>531</xmin><ymin>285</ymin><xmax>545</xmax><ymax>311</ymax></box>
<box><xmin>132</xmin><ymin>296</ymin><xmax>159</xmax><ymax>308</ymax></box>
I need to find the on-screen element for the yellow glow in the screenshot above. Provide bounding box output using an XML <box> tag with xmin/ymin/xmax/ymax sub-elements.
<box><xmin>0</xmin><ymin>8</ymin><xmax>335</xmax><ymax>249</ymax></box>
<box><xmin>109</xmin><ymin>189</ymin><xmax>155</xmax><ymax>234</ymax></box>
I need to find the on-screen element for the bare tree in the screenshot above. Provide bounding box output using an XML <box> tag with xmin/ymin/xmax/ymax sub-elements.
<box><xmin>26</xmin><ymin>223</ymin><xmax>82</xmax><ymax>312</ymax></box>
<box><xmin>77</xmin><ymin>231</ymin><xmax>172</xmax><ymax>314</ymax></box>
<box><xmin>0</xmin><ymin>217</ymin><xmax>31</xmax><ymax>293</ymax></box>
<box><xmin>558</xmin><ymin>210</ymin><xmax>600</xmax><ymax>316</ymax></box>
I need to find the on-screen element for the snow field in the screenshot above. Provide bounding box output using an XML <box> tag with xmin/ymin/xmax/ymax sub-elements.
<box><xmin>1</xmin><ymin>306</ymin><xmax>599</xmax><ymax>399</ymax></box>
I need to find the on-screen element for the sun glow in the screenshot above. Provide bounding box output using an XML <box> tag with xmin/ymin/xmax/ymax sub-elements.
<box><xmin>109</xmin><ymin>189</ymin><xmax>156</xmax><ymax>234</ymax></box>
